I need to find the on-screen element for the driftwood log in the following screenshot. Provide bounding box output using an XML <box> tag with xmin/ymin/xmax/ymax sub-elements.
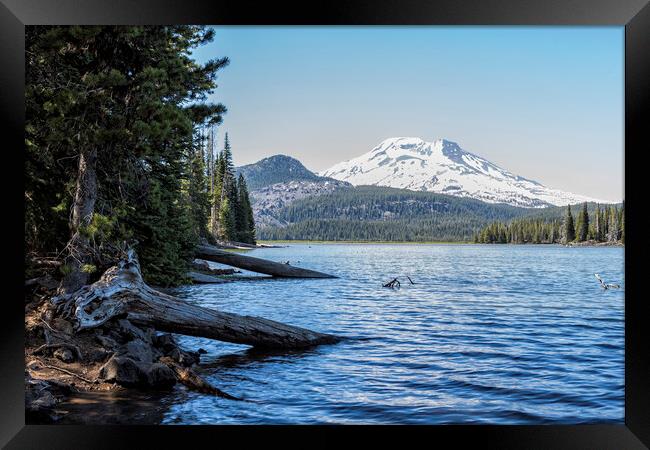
<box><xmin>186</xmin><ymin>271</ymin><xmax>228</xmax><ymax>284</ymax></box>
<box><xmin>383</xmin><ymin>278</ymin><xmax>400</xmax><ymax>289</ymax></box>
<box><xmin>52</xmin><ymin>251</ymin><xmax>340</xmax><ymax>349</ymax></box>
<box><xmin>196</xmin><ymin>244</ymin><xmax>336</xmax><ymax>279</ymax></box>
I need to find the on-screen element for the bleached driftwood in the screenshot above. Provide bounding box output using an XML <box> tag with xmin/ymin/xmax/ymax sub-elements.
<box><xmin>53</xmin><ymin>250</ymin><xmax>340</xmax><ymax>349</ymax></box>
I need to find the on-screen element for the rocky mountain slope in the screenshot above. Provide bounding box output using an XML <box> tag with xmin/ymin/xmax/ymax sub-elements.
<box><xmin>236</xmin><ymin>155</ymin><xmax>335</xmax><ymax>190</ymax></box>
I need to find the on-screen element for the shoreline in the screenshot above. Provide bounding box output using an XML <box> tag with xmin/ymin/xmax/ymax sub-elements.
<box><xmin>259</xmin><ymin>240</ymin><xmax>624</xmax><ymax>247</ymax></box>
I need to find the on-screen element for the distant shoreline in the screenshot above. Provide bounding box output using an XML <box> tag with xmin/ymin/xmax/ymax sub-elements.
<box><xmin>259</xmin><ymin>240</ymin><xmax>469</xmax><ymax>245</ymax></box>
<box><xmin>258</xmin><ymin>240</ymin><xmax>624</xmax><ymax>246</ymax></box>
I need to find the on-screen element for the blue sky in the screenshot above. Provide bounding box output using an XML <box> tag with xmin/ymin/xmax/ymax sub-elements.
<box><xmin>192</xmin><ymin>26</ymin><xmax>623</xmax><ymax>201</ymax></box>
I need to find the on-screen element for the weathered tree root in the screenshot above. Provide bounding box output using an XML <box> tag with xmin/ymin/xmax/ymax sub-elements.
<box><xmin>160</xmin><ymin>357</ymin><xmax>240</xmax><ymax>400</ymax></box>
<box><xmin>52</xmin><ymin>250</ymin><xmax>341</xmax><ymax>349</ymax></box>
<box><xmin>32</xmin><ymin>343</ymin><xmax>82</xmax><ymax>361</ymax></box>
<box><xmin>34</xmin><ymin>358</ymin><xmax>97</xmax><ymax>384</ymax></box>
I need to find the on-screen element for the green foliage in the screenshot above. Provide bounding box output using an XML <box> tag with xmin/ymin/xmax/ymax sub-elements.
<box><xmin>79</xmin><ymin>213</ymin><xmax>115</xmax><ymax>240</ymax></box>
<box><xmin>26</xmin><ymin>26</ymin><xmax>228</xmax><ymax>286</ymax></box>
<box><xmin>475</xmin><ymin>203</ymin><xmax>624</xmax><ymax>245</ymax></box>
<box><xmin>474</xmin><ymin>218</ymin><xmax>562</xmax><ymax>244</ymax></box>
<box><xmin>620</xmin><ymin>201</ymin><xmax>625</xmax><ymax>244</ymax></box>
<box><xmin>218</xmin><ymin>197</ymin><xmax>236</xmax><ymax>241</ymax></box>
<box><xmin>235</xmin><ymin>174</ymin><xmax>256</xmax><ymax>244</ymax></box>
<box><xmin>564</xmin><ymin>205</ymin><xmax>576</xmax><ymax>243</ymax></box>
<box><xmin>577</xmin><ymin>203</ymin><xmax>589</xmax><ymax>242</ymax></box>
<box><xmin>59</xmin><ymin>264</ymin><xmax>73</xmax><ymax>276</ymax></box>
<box><xmin>258</xmin><ymin>186</ymin><xmax>527</xmax><ymax>242</ymax></box>
<box><xmin>81</xmin><ymin>264</ymin><xmax>97</xmax><ymax>274</ymax></box>
<box><xmin>208</xmin><ymin>134</ymin><xmax>256</xmax><ymax>244</ymax></box>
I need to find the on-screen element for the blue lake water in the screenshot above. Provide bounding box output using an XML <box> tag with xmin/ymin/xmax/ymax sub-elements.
<box><xmin>158</xmin><ymin>244</ymin><xmax>625</xmax><ymax>424</ymax></box>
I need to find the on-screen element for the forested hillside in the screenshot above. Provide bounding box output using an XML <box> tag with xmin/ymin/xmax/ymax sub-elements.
<box><xmin>256</xmin><ymin>185</ymin><xmax>624</xmax><ymax>242</ymax></box>
<box><xmin>257</xmin><ymin>186</ymin><xmax>530</xmax><ymax>241</ymax></box>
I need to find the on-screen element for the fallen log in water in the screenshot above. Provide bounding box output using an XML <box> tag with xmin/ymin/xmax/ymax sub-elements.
<box><xmin>53</xmin><ymin>251</ymin><xmax>340</xmax><ymax>349</ymax></box>
<box><xmin>187</xmin><ymin>271</ymin><xmax>228</xmax><ymax>284</ymax></box>
<box><xmin>195</xmin><ymin>244</ymin><xmax>336</xmax><ymax>278</ymax></box>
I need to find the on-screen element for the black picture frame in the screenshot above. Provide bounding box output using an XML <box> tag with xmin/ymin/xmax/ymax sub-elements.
<box><xmin>2</xmin><ymin>0</ymin><xmax>648</xmax><ymax>447</ymax></box>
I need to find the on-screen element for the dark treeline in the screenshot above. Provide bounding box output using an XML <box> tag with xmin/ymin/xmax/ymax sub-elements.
<box><xmin>274</xmin><ymin>186</ymin><xmax>526</xmax><ymax>223</ymax></box>
<box><xmin>25</xmin><ymin>26</ymin><xmax>254</xmax><ymax>287</ymax></box>
<box><xmin>474</xmin><ymin>202</ymin><xmax>624</xmax><ymax>245</ymax></box>
<box><xmin>258</xmin><ymin>186</ymin><xmax>529</xmax><ymax>241</ymax></box>
<box><xmin>260</xmin><ymin>217</ymin><xmax>496</xmax><ymax>242</ymax></box>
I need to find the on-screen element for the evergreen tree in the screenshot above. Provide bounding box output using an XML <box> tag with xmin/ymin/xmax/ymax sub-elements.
<box><xmin>186</xmin><ymin>127</ymin><xmax>211</xmax><ymax>241</ymax></box>
<box><xmin>218</xmin><ymin>196</ymin><xmax>236</xmax><ymax>241</ymax></box>
<box><xmin>207</xmin><ymin>125</ymin><xmax>218</xmax><ymax>238</ymax></box>
<box><xmin>212</xmin><ymin>150</ymin><xmax>224</xmax><ymax>236</ymax></box>
<box><xmin>577</xmin><ymin>202</ymin><xmax>589</xmax><ymax>242</ymax></box>
<box><xmin>26</xmin><ymin>26</ymin><xmax>229</xmax><ymax>286</ymax></box>
<box><xmin>235</xmin><ymin>174</ymin><xmax>256</xmax><ymax>244</ymax></box>
<box><xmin>607</xmin><ymin>206</ymin><xmax>619</xmax><ymax>242</ymax></box>
<box><xmin>214</xmin><ymin>133</ymin><xmax>238</xmax><ymax>241</ymax></box>
<box><xmin>563</xmin><ymin>205</ymin><xmax>576</xmax><ymax>243</ymax></box>
<box><xmin>594</xmin><ymin>206</ymin><xmax>602</xmax><ymax>242</ymax></box>
<box><xmin>620</xmin><ymin>201</ymin><xmax>625</xmax><ymax>244</ymax></box>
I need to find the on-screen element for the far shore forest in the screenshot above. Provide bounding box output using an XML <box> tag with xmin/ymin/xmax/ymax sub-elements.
<box><xmin>474</xmin><ymin>203</ymin><xmax>624</xmax><ymax>245</ymax></box>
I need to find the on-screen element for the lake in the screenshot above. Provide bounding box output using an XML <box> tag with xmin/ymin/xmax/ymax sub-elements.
<box><xmin>154</xmin><ymin>243</ymin><xmax>624</xmax><ymax>424</ymax></box>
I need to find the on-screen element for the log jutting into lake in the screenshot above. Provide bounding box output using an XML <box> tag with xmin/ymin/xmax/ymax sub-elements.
<box><xmin>195</xmin><ymin>244</ymin><xmax>337</xmax><ymax>278</ymax></box>
<box><xmin>55</xmin><ymin>250</ymin><xmax>341</xmax><ymax>349</ymax></box>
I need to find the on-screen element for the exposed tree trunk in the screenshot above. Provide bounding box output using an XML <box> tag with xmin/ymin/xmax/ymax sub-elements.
<box><xmin>186</xmin><ymin>271</ymin><xmax>228</xmax><ymax>284</ymax></box>
<box><xmin>196</xmin><ymin>244</ymin><xmax>336</xmax><ymax>278</ymax></box>
<box><xmin>71</xmin><ymin>148</ymin><xmax>98</xmax><ymax>234</ymax></box>
<box><xmin>60</xmin><ymin>148</ymin><xmax>98</xmax><ymax>295</ymax></box>
<box><xmin>159</xmin><ymin>356</ymin><xmax>239</xmax><ymax>399</ymax></box>
<box><xmin>55</xmin><ymin>250</ymin><xmax>341</xmax><ymax>349</ymax></box>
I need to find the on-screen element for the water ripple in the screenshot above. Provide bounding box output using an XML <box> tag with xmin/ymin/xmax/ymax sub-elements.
<box><xmin>163</xmin><ymin>244</ymin><xmax>624</xmax><ymax>424</ymax></box>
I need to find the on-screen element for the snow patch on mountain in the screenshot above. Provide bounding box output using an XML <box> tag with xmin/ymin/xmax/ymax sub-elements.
<box><xmin>319</xmin><ymin>137</ymin><xmax>611</xmax><ymax>208</ymax></box>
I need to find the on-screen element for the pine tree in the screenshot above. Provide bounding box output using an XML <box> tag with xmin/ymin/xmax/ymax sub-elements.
<box><xmin>207</xmin><ymin>126</ymin><xmax>218</xmax><ymax>237</ymax></box>
<box><xmin>218</xmin><ymin>196</ymin><xmax>236</xmax><ymax>241</ymax></box>
<box><xmin>620</xmin><ymin>201</ymin><xmax>625</xmax><ymax>244</ymax></box>
<box><xmin>235</xmin><ymin>174</ymin><xmax>256</xmax><ymax>244</ymax></box>
<box><xmin>617</xmin><ymin>205</ymin><xmax>623</xmax><ymax>242</ymax></box>
<box><xmin>594</xmin><ymin>206</ymin><xmax>602</xmax><ymax>241</ymax></box>
<box><xmin>214</xmin><ymin>133</ymin><xmax>240</xmax><ymax>242</ymax></box>
<box><xmin>577</xmin><ymin>202</ymin><xmax>589</xmax><ymax>242</ymax></box>
<box><xmin>607</xmin><ymin>206</ymin><xmax>619</xmax><ymax>242</ymax></box>
<box><xmin>186</xmin><ymin>127</ymin><xmax>211</xmax><ymax>241</ymax></box>
<box><xmin>26</xmin><ymin>26</ymin><xmax>229</xmax><ymax>286</ymax></box>
<box><xmin>564</xmin><ymin>205</ymin><xmax>576</xmax><ymax>243</ymax></box>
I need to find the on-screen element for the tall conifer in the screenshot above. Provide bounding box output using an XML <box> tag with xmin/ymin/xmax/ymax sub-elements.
<box><xmin>577</xmin><ymin>202</ymin><xmax>589</xmax><ymax>242</ymax></box>
<box><xmin>564</xmin><ymin>205</ymin><xmax>576</xmax><ymax>243</ymax></box>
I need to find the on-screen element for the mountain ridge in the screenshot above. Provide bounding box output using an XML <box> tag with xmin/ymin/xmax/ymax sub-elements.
<box><xmin>236</xmin><ymin>154</ymin><xmax>341</xmax><ymax>190</ymax></box>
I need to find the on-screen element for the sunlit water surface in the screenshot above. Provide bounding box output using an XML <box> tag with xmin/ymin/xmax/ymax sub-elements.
<box><xmin>154</xmin><ymin>244</ymin><xmax>625</xmax><ymax>424</ymax></box>
<box><xmin>58</xmin><ymin>244</ymin><xmax>624</xmax><ymax>424</ymax></box>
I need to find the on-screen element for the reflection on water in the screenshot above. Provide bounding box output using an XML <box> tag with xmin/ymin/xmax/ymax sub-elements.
<box><xmin>58</xmin><ymin>389</ymin><xmax>180</xmax><ymax>424</ymax></box>
<box><xmin>63</xmin><ymin>244</ymin><xmax>626</xmax><ymax>424</ymax></box>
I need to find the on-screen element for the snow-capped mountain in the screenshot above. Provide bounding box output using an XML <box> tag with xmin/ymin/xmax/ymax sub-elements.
<box><xmin>319</xmin><ymin>137</ymin><xmax>610</xmax><ymax>208</ymax></box>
